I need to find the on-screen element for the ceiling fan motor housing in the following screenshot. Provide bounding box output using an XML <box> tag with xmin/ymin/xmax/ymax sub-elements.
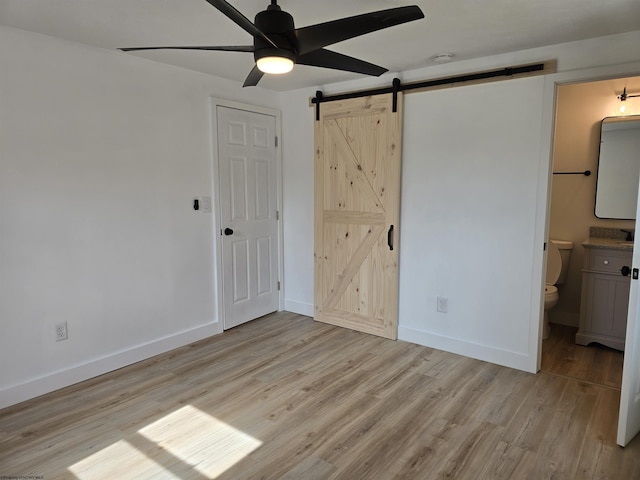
<box><xmin>253</xmin><ymin>6</ymin><xmax>297</xmax><ymax>63</ymax></box>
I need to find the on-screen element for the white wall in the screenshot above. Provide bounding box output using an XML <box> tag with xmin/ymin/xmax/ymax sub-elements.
<box><xmin>278</xmin><ymin>89</ymin><xmax>316</xmax><ymax>316</ymax></box>
<box><xmin>279</xmin><ymin>30</ymin><xmax>640</xmax><ymax>372</ymax></box>
<box><xmin>0</xmin><ymin>25</ymin><xmax>277</xmax><ymax>408</ymax></box>
<box><xmin>398</xmin><ymin>76</ymin><xmax>545</xmax><ymax>370</ymax></box>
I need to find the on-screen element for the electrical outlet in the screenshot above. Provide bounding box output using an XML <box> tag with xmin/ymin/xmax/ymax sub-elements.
<box><xmin>437</xmin><ymin>296</ymin><xmax>448</xmax><ymax>313</ymax></box>
<box><xmin>55</xmin><ymin>322</ymin><xmax>68</xmax><ymax>341</ymax></box>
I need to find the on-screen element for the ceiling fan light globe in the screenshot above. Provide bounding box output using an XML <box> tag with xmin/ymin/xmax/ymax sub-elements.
<box><xmin>257</xmin><ymin>56</ymin><xmax>294</xmax><ymax>74</ymax></box>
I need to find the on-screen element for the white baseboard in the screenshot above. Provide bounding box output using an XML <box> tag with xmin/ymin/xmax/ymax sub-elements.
<box><xmin>0</xmin><ymin>322</ymin><xmax>222</xmax><ymax>410</ymax></box>
<box><xmin>284</xmin><ymin>299</ymin><xmax>314</xmax><ymax>317</ymax></box>
<box><xmin>398</xmin><ymin>325</ymin><xmax>535</xmax><ymax>373</ymax></box>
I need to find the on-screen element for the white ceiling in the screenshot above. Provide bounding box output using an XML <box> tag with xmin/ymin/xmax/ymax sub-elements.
<box><xmin>1</xmin><ymin>0</ymin><xmax>640</xmax><ymax>91</ymax></box>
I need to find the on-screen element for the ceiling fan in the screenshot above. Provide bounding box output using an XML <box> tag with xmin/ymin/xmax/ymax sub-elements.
<box><xmin>120</xmin><ymin>0</ymin><xmax>425</xmax><ymax>87</ymax></box>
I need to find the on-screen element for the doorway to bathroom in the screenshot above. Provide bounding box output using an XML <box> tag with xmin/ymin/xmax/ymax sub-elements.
<box><xmin>541</xmin><ymin>76</ymin><xmax>637</xmax><ymax>385</ymax></box>
<box><xmin>540</xmin><ymin>71</ymin><xmax>640</xmax><ymax>446</ymax></box>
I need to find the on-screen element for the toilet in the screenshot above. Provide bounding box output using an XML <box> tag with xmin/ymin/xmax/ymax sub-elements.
<box><xmin>543</xmin><ymin>239</ymin><xmax>573</xmax><ymax>340</ymax></box>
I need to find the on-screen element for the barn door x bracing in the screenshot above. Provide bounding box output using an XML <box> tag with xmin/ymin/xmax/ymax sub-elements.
<box><xmin>314</xmin><ymin>93</ymin><xmax>403</xmax><ymax>339</ymax></box>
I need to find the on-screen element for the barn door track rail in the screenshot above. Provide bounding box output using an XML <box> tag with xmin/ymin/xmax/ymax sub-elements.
<box><xmin>312</xmin><ymin>61</ymin><xmax>554</xmax><ymax>120</ymax></box>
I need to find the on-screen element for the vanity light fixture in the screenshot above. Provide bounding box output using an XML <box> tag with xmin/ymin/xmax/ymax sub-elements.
<box><xmin>617</xmin><ymin>87</ymin><xmax>640</xmax><ymax>115</ymax></box>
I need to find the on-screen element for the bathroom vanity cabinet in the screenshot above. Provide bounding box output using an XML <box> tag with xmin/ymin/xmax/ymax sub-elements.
<box><xmin>577</xmin><ymin>243</ymin><xmax>632</xmax><ymax>351</ymax></box>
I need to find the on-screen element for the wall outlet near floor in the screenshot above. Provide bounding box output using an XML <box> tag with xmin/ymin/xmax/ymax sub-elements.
<box><xmin>437</xmin><ymin>296</ymin><xmax>448</xmax><ymax>313</ymax></box>
<box><xmin>55</xmin><ymin>322</ymin><xmax>68</xmax><ymax>341</ymax></box>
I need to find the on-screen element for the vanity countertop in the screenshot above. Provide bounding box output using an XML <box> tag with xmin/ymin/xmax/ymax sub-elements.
<box><xmin>582</xmin><ymin>237</ymin><xmax>634</xmax><ymax>251</ymax></box>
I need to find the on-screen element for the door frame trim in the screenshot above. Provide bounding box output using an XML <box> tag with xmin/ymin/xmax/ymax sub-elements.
<box><xmin>209</xmin><ymin>98</ymin><xmax>284</xmax><ymax>328</ymax></box>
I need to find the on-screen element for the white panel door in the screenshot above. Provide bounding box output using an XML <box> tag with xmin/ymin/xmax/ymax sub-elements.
<box><xmin>217</xmin><ymin>106</ymin><xmax>279</xmax><ymax>330</ymax></box>
<box><xmin>618</xmin><ymin>182</ymin><xmax>640</xmax><ymax>446</ymax></box>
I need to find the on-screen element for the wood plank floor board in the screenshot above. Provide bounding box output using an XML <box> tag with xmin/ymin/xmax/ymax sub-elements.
<box><xmin>207</xmin><ymin>366</ymin><xmax>388</xmax><ymax>479</ymax></box>
<box><xmin>217</xmin><ymin>391</ymin><xmax>382</xmax><ymax>479</ymax></box>
<box><xmin>250</xmin><ymin>329</ymin><xmax>351</xmax><ymax>382</ymax></box>
<box><xmin>330</xmin><ymin>395</ymin><xmax>493</xmax><ymax>479</ymax></box>
<box><xmin>0</xmin><ymin>377</ymin><xmax>117</xmax><ymax>433</ymax></box>
<box><xmin>1</xmin><ymin>386</ymin><xmax>167</xmax><ymax>461</ymax></box>
<box><xmin>314</xmin><ymin>372</ymin><xmax>440</xmax><ymax>467</ymax></box>
<box><xmin>475</xmin><ymin>440</ymin><xmax>537</xmax><ymax>480</ymax></box>
<box><xmin>500</xmin><ymin>372</ymin><xmax>569</xmax><ymax>453</ymax></box>
<box><xmin>437</xmin><ymin>361</ymin><xmax>504</xmax><ymax>426</ymax></box>
<box><xmin>415</xmin><ymin>347</ymin><xmax>467</xmax><ymax>380</ymax></box>
<box><xmin>279</xmin><ymin>455</ymin><xmax>336</xmax><ymax>480</ymax></box>
<box><xmin>541</xmin><ymin>324</ymin><xmax>623</xmax><ymax>388</ymax></box>
<box><xmin>526</xmin><ymin>380</ymin><xmax>599</xmax><ymax>479</ymax></box>
<box><xmin>254</xmin><ymin>354</ymin><xmax>376</xmax><ymax>425</ymax></box>
<box><xmin>468</xmin><ymin>367</ymin><xmax>534</xmax><ymax>428</ymax></box>
<box><xmin>575</xmin><ymin>387</ymin><xmax>629</xmax><ymax>479</ymax></box>
<box><xmin>359</xmin><ymin>341</ymin><xmax>434</xmax><ymax>399</ymax></box>
<box><xmin>385</xmin><ymin>418</ymin><xmax>456</xmax><ymax>479</ymax></box>
<box><xmin>4</xmin><ymin>417</ymin><xmax>125</xmax><ymax>476</ymax></box>
<box><xmin>436</xmin><ymin>420</ymin><xmax>506</xmax><ymax>480</ymax></box>
<box><xmin>224</xmin><ymin>371</ymin><xmax>438</xmax><ymax>478</ymax></box>
<box><xmin>2</xmin><ymin>312</ymin><xmax>639</xmax><ymax>480</ymax></box>
<box><xmin>216</xmin><ymin>362</ymin><xmax>389</xmax><ymax>471</ymax></box>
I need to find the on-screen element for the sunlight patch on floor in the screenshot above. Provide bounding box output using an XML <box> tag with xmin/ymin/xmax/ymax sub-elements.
<box><xmin>68</xmin><ymin>437</ymin><xmax>179</xmax><ymax>479</ymax></box>
<box><xmin>68</xmin><ymin>405</ymin><xmax>262</xmax><ymax>479</ymax></box>
<box><xmin>138</xmin><ymin>405</ymin><xmax>263</xmax><ymax>477</ymax></box>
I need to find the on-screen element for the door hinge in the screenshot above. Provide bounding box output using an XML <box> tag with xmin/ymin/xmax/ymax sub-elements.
<box><xmin>275</xmin><ymin>136</ymin><xmax>278</xmax><ymax>147</ymax></box>
<box><xmin>277</xmin><ymin>281</ymin><xmax>281</xmax><ymax>291</ymax></box>
<box><xmin>276</xmin><ymin>210</ymin><xmax>279</xmax><ymax>221</ymax></box>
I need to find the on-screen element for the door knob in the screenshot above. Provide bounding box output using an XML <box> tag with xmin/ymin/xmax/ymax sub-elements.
<box><xmin>224</xmin><ymin>227</ymin><xmax>234</xmax><ymax>236</ymax></box>
<box><xmin>621</xmin><ymin>265</ymin><xmax>631</xmax><ymax>276</ymax></box>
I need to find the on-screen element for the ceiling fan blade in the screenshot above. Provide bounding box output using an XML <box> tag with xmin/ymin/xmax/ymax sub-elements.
<box><xmin>295</xmin><ymin>6</ymin><xmax>424</xmax><ymax>55</ymax></box>
<box><xmin>297</xmin><ymin>49</ymin><xmax>387</xmax><ymax>76</ymax></box>
<box><xmin>204</xmin><ymin>0</ymin><xmax>278</xmax><ymax>49</ymax></box>
<box><xmin>243</xmin><ymin>65</ymin><xmax>265</xmax><ymax>87</ymax></box>
<box><xmin>120</xmin><ymin>45</ymin><xmax>254</xmax><ymax>52</ymax></box>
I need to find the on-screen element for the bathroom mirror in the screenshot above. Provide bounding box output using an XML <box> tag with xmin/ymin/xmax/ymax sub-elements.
<box><xmin>595</xmin><ymin>115</ymin><xmax>640</xmax><ymax>219</ymax></box>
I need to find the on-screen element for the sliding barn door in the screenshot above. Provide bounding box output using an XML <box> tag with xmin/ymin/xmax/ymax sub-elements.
<box><xmin>314</xmin><ymin>93</ymin><xmax>403</xmax><ymax>339</ymax></box>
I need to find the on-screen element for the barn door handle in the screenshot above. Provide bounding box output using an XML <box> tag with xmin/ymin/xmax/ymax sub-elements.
<box><xmin>387</xmin><ymin>225</ymin><xmax>394</xmax><ymax>251</ymax></box>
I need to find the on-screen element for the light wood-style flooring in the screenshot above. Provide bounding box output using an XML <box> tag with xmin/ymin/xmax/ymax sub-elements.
<box><xmin>2</xmin><ymin>312</ymin><xmax>639</xmax><ymax>479</ymax></box>
<box><xmin>541</xmin><ymin>323</ymin><xmax>624</xmax><ymax>389</ymax></box>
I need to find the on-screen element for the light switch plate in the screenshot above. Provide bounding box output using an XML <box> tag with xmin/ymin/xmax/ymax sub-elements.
<box><xmin>201</xmin><ymin>196</ymin><xmax>212</xmax><ymax>213</ymax></box>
